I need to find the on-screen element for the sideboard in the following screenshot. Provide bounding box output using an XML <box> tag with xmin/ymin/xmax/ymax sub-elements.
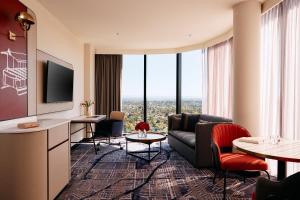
<box><xmin>0</xmin><ymin>119</ymin><xmax>70</xmax><ymax>200</ymax></box>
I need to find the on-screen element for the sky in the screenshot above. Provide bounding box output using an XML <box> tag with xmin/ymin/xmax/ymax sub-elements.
<box><xmin>122</xmin><ymin>50</ymin><xmax>203</xmax><ymax>100</ymax></box>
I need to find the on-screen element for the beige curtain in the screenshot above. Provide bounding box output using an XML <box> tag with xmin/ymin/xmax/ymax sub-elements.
<box><xmin>95</xmin><ymin>54</ymin><xmax>122</xmax><ymax>117</ymax></box>
<box><xmin>202</xmin><ymin>39</ymin><xmax>233</xmax><ymax>118</ymax></box>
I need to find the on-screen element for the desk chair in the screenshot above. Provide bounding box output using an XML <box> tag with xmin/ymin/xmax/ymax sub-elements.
<box><xmin>94</xmin><ymin>111</ymin><xmax>125</xmax><ymax>149</ymax></box>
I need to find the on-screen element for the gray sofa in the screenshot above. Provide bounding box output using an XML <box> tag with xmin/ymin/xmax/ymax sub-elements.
<box><xmin>168</xmin><ymin>114</ymin><xmax>232</xmax><ymax>168</ymax></box>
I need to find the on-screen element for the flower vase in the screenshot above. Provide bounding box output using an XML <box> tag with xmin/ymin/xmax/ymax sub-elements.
<box><xmin>138</xmin><ymin>130</ymin><xmax>143</xmax><ymax>138</ymax></box>
<box><xmin>143</xmin><ymin>130</ymin><xmax>147</xmax><ymax>138</ymax></box>
<box><xmin>86</xmin><ymin>107</ymin><xmax>93</xmax><ymax>117</ymax></box>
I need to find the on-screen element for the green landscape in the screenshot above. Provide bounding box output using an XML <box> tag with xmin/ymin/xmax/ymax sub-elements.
<box><xmin>122</xmin><ymin>98</ymin><xmax>202</xmax><ymax>133</ymax></box>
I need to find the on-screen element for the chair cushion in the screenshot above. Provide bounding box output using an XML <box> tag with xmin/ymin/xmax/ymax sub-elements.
<box><xmin>220</xmin><ymin>153</ymin><xmax>268</xmax><ymax>171</ymax></box>
<box><xmin>169</xmin><ymin>130</ymin><xmax>195</xmax><ymax>148</ymax></box>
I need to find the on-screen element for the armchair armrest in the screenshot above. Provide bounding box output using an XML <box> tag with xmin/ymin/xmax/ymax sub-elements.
<box><xmin>256</xmin><ymin>172</ymin><xmax>300</xmax><ymax>200</ymax></box>
<box><xmin>256</xmin><ymin>178</ymin><xmax>281</xmax><ymax>200</ymax></box>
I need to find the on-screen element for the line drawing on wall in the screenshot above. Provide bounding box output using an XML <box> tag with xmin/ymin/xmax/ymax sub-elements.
<box><xmin>0</xmin><ymin>48</ymin><xmax>27</xmax><ymax>96</ymax></box>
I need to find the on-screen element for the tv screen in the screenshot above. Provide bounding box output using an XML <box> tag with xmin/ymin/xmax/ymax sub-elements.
<box><xmin>44</xmin><ymin>61</ymin><xmax>74</xmax><ymax>103</ymax></box>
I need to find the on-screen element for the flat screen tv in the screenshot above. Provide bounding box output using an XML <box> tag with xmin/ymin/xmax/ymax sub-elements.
<box><xmin>44</xmin><ymin>61</ymin><xmax>74</xmax><ymax>103</ymax></box>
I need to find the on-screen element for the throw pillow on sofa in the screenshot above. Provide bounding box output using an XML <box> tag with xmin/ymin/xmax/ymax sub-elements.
<box><xmin>171</xmin><ymin>117</ymin><xmax>182</xmax><ymax>130</ymax></box>
<box><xmin>181</xmin><ymin>113</ymin><xmax>200</xmax><ymax>132</ymax></box>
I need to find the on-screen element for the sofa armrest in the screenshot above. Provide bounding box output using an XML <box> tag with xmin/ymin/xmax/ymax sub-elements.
<box><xmin>168</xmin><ymin>114</ymin><xmax>182</xmax><ymax>132</ymax></box>
<box><xmin>195</xmin><ymin>122</ymin><xmax>232</xmax><ymax>168</ymax></box>
<box><xmin>194</xmin><ymin>122</ymin><xmax>219</xmax><ymax>167</ymax></box>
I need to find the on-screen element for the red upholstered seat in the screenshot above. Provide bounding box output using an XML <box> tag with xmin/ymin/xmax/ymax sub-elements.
<box><xmin>211</xmin><ymin>123</ymin><xmax>269</xmax><ymax>200</ymax></box>
<box><xmin>212</xmin><ymin>124</ymin><xmax>268</xmax><ymax>172</ymax></box>
<box><xmin>220</xmin><ymin>153</ymin><xmax>268</xmax><ymax>171</ymax></box>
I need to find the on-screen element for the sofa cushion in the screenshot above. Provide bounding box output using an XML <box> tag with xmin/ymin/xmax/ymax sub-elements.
<box><xmin>181</xmin><ymin>113</ymin><xmax>200</xmax><ymax>131</ymax></box>
<box><xmin>169</xmin><ymin>130</ymin><xmax>196</xmax><ymax>148</ymax></box>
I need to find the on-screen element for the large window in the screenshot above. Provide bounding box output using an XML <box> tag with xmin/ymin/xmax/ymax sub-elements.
<box><xmin>122</xmin><ymin>53</ymin><xmax>205</xmax><ymax>133</ymax></box>
<box><xmin>147</xmin><ymin>54</ymin><xmax>176</xmax><ymax>132</ymax></box>
<box><xmin>181</xmin><ymin>50</ymin><xmax>203</xmax><ymax>113</ymax></box>
<box><xmin>122</xmin><ymin>55</ymin><xmax>144</xmax><ymax>132</ymax></box>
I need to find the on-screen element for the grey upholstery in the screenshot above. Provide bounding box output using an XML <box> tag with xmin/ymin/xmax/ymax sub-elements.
<box><xmin>169</xmin><ymin>131</ymin><xmax>196</xmax><ymax>148</ymax></box>
<box><xmin>168</xmin><ymin>114</ymin><xmax>232</xmax><ymax>168</ymax></box>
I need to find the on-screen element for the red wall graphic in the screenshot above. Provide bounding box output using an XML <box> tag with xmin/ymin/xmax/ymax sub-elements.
<box><xmin>0</xmin><ymin>0</ymin><xmax>28</xmax><ymax>121</ymax></box>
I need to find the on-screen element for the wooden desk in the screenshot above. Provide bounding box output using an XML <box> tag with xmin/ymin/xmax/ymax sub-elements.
<box><xmin>233</xmin><ymin>137</ymin><xmax>300</xmax><ymax>180</ymax></box>
<box><xmin>71</xmin><ymin>115</ymin><xmax>106</xmax><ymax>154</ymax></box>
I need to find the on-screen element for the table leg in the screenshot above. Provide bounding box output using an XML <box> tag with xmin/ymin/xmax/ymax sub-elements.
<box><xmin>126</xmin><ymin>140</ymin><xmax>128</xmax><ymax>155</ymax></box>
<box><xmin>90</xmin><ymin>123</ymin><xmax>98</xmax><ymax>155</ymax></box>
<box><xmin>148</xmin><ymin>143</ymin><xmax>151</xmax><ymax>161</ymax></box>
<box><xmin>160</xmin><ymin>141</ymin><xmax>161</xmax><ymax>152</ymax></box>
<box><xmin>277</xmin><ymin>160</ymin><xmax>287</xmax><ymax>180</ymax></box>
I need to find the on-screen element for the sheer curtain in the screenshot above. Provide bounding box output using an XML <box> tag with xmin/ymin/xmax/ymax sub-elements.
<box><xmin>261</xmin><ymin>0</ymin><xmax>300</xmax><ymax>175</ymax></box>
<box><xmin>281</xmin><ymin>0</ymin><xmax>300</xmax><ymax>175</ymax></box>
<box><xmin>202</xmin><ymin>39</ymin><xmax>233</xmax><ymax>118</ymax></box>
<box><xmin>260</xmin><ymin>2</ymin><xmax>283</xmax><ymax>176</ymax></box>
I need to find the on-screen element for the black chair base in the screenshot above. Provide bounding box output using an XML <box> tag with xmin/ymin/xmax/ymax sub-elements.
<box><xmin>94</xmin><ymin>136</ymin><xmax>123</xmax><ymax>150</ymax></box>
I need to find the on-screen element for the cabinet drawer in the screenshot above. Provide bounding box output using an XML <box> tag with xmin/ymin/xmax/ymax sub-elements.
<box><xmin>48</xmin><ymin>141</ymin><xmax>69</xmax><ymax>200</ymax></box>
<box><xmin>48</xmin><ymin>123</ymin><xmax>69</xmax><ymax>149</ymax></box>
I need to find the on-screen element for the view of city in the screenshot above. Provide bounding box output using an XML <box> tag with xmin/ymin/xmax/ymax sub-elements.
<box><xmin>122</xmin><ymin>98</ymin><xmax>202</xmax><ymax>133</ymax></box>
<box><xmin>122</xmin><ymin>52</ymin><xmax>203</xmax><ymax>133</ymax></box>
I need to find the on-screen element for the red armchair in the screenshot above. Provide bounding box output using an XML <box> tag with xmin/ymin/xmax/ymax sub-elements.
<box><xmin>211</xmin><ymin>124</ymin><xmax>270</xmax><ymax>199</ymax></box>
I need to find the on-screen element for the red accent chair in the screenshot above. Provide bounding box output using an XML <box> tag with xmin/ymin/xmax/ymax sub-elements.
<box><xmin>211</xmin><ymin>124</ymin><xmax>270</xmax><ymax>199</ymax></box>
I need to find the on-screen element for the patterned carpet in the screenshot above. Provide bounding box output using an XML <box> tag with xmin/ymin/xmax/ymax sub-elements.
<box><xmin>57</xmin><ymin>138</ymin><xmax>263</xmax><ymax>200</ymax></box>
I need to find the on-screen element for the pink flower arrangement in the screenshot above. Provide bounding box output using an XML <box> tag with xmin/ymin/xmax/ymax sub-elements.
<box><xmin>135</xmin><ymin>121</ymin><xmax>150</xmax><ymax>132</ymax></box>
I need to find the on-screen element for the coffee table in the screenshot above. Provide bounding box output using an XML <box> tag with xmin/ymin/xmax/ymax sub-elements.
<box><xmin>125</xmin><ymin>133</ymin><xmax>166</xmax><ymax>162</ymax></box>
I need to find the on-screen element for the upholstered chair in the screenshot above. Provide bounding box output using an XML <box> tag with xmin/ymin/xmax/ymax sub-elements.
<box><xmin>94</xmin><ymin>111</ymin><xmax>125</xmax><ymax>146</ymax></box>
<box><xmin>211</xmin><ymin>124</ymin><xmax>270</xmax><ymax>200</ymax></box>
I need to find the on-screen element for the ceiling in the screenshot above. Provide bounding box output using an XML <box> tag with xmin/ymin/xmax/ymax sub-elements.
<box><xmin>37</xmin><ymin>0</ymin><xmax>254</xmax><ymax>53</ymax></box>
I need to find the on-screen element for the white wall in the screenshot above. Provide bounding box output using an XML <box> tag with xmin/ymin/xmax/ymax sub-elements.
<box><xmin>233</xmin><ymin>0</ymin><xmax>261</xmax><ymax>136</ymax></box>
<box><xmin>0</xmin><ymin>0</ymin><xmax>84</xmax><ymax>127</ymax></box>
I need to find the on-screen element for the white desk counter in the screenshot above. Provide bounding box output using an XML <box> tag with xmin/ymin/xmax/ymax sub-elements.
<box><xmin>0</xmin><ymin>118</ymin><xmax>70</xmax><ymax>134</ymax></box>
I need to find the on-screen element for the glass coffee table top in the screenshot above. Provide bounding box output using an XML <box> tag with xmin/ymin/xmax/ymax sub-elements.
<box><xmin>125</xmin><ymin>133</ymin><xmax>166</xmax><ymax>143</ymax></box>
<box><xmin>125</xmin><ymin>133</ymin><xmax>166</xmax><ymax>162</ymax></box>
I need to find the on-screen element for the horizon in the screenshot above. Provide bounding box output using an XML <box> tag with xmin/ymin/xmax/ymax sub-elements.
<box><xmin>122</xmin><ymin>96</ymin><xmax>202</xmax><ymax>101</ymax></box>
